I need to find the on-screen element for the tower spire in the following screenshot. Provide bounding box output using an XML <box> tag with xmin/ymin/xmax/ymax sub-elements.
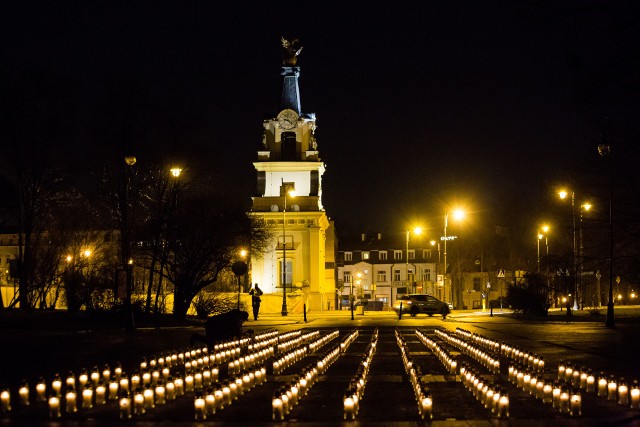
<box><xmin>280</xmin><ymin>37</ymin><xmax>303</xmax><ymax>114</ymax></box>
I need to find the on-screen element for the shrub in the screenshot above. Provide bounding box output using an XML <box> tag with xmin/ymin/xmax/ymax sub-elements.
<box><xmin>192</xmin><ymin>292</ymin><xmax>243</xmax><ymax>319</ymax></box>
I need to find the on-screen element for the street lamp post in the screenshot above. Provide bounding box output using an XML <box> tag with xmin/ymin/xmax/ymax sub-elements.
<box><xmin>122</xmin><ymin>155</ymin><xmax>137</xmax><ymax>331</ymax></box>
<box><xmin>598</xmin><ymin>141</ymin><xmax>614</xmax><ymax>327</ymax></box>
<box><xmin>579</xmin><ymin>202</ymin><xmax>591</xmax><ymax>309</ymax></box>
<box><xmin>406</xmin><ymin>227</ymin><xmax>422</xmax><ymax>294</ymax></box>
<box><xmin>443</xmin><ymin>210</ymin><xmax>464</xmax><ymax>307</ymax></box>
<box><xmin>559</xmin><ymin>189</ymin><xmax>579</xmax><ymax>311</ymax></box>
<box><xmin>281</xmin><ymin>181</ymin><xmax>295</xmax><ymax>316</ymax></box>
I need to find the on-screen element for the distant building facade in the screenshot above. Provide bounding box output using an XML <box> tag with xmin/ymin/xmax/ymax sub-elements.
<box><xmin>337</xmin><ymin>233</ymin><xmax>440</xmax><ymax>310</ymax></box>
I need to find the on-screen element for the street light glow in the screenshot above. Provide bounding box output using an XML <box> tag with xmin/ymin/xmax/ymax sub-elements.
<box><xmin>582</xmin><ymin>202</ymin><xmax>592</xmax><ymax>211</ymax></box>
<box><xmin>170</xmin><ymin>167</ymin><xmax>182</xmax><ymax>177</ymax></box>
<box><xmin>558</xmin><ymin>189</ymin><xmax>569</xmax><ymax>199</ymax></box>
<box><xmin>542</xmin><ymin>225</ymin><xmax>549</xmax><ymax>233</ymax></box>
<box><xmin>452</xmin><ymin>209</ymin><xmax>465</xmax><ymax>221</ymax></box>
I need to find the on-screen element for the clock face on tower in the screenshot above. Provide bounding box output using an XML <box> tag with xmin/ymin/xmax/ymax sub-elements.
<box><xmin>277</xmin><ymin>109</ymin><xmax>299</xmax><ymax>130</ymax></box>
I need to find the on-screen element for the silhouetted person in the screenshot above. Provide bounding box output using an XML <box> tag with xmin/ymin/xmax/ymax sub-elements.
<box><xmin>190</xmin><ymin>309</ymin><xmax>249</xmax><ymax>347</ymax></box>
<box><xmin>441</xmin><ymin>304</ymin><xmax>450</xmax><ymax>320</ymax></box>
<box><xmin>249</xmin><ymin>283</ymin><xmax>263</xmax><ymax>320</ymax></box>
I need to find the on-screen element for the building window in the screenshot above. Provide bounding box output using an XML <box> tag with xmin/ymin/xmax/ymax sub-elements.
<box><xmin>379</xmin><ymin>251</ymin><xmax>387</xmax><ymax>260</ymax></box>
<box><xmin>377</xmin><ymin>270</ymin><xmax>387</xmax><ymax>282</ymax></box>
<box><xmin>422</xmin><ymin>249</ymin><xmax>432</xmax><ymax>259</ymax></box>
<box><xmin>394</xmin><ymin>251</ymin><xmax>402</xmax><ymax>260</ymax></box>
<box><xmin>422</xmin><ymin>269</ymin><xmax>431</xmax><ymax>281</ymax></box>
<box><xmin>279</xmin><ymin>258</ymin><xmax>293</xmax><ymax>287</ymax></box>
<box><xmin>408</xmin><ymin>250</ymin><xmax>415</xmax><ymax>260</ymax></box>
<box><xmin>473</xmin><ymin>277</ymin><xmax>482</xmax><ymax>291</ymax></box>
<box><xmin>393</xmin><ymin>269</ymin><xmax>401</xmax><ymax>282</ymax></box>
<box><xmin>362</xmin><ymin>251</ymin><xmax>370</xmax><ymax>260</ymax></box>
<box><xmin>344</xmin><ymin>252</ymin><xmax>352</xmax><ymax>261</ymax></box>
<box><xmin>344</xmin><ymin>271</ymin><xmax>351</xmax><ymax>284</ymax></box>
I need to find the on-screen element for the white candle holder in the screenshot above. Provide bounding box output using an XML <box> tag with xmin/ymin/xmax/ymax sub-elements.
<box><xmin>119</xmin><ymin>392</ymin><xmax>132</xmax><ymax>419</ymax></box>
<box><xmin>194</xmin><ymin>393</ymin><xmax>206</xmax><ymax>421</ymax></box>
<box><xmin>48</xmin><ymin>395</ymin><xmax>61</xmax><ymax>418</ymax></box>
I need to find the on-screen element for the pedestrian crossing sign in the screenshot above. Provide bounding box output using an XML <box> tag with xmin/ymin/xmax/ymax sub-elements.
<box><xmin>497</xmin><ymin>269</ymin><xmax>505</xmax><ymax>278</ymax></box>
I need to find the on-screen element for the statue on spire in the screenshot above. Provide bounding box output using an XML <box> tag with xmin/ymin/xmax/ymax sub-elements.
<box><xmin>281</xmin><ymin>37</ymin><xmax>303</xmax><ymax>66</ymax></box>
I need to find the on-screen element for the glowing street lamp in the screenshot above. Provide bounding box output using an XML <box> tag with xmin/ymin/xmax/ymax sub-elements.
<box><xmin>406</xmin><ymin>227</ymin><xmax>422</xmax><ymax>293</ymax></box>
<box><xmin>444</xmin><ymin>209</ymin><xmax>465</xmax><ymax>307</ymax></box>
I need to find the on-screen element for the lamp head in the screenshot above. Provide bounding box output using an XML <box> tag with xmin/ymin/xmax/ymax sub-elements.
<box><xmin>598</xmin><ymin>144</ymin><xmax>611</xmax><ymax>156</ymax></box>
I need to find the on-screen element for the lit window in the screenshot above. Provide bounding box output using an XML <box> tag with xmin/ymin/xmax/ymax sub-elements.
<box><xmin>408</xmin><ymin>250</ymin><xmax>415</xmax><ymax>260</ymax></box>
<box><xmin>422</xmin><ymin>269</ymin><xmax>431</xmax><ymax>281</ymax></box>
<box><xmin>394</xmin><ymin>251</ymin><xmax>402</xmax><ymax>260</ymax></box>
<box><xmin>344</xmin><ymin>271</ymin><xmax>351</xmax><ymax>283</ymax></box>
<box><xmin>379</xmin><ymin>251</ymin><xmax>387</xmax><ymax>260</ymax></box>
<box><xmin>377</xmin><ymin>270</ymin><xmax>387</xmax><ymax>282</ymax></box>
<box><xmin>393</xmin><ymin>270</ymin><xmax>401</xmax><ymax>282</ymax></box>
<box><xmin>422</xmin><ymin>249</ymin><xmax>432</xmax><ymax>259</ymax></box>
<box><xmin>362</xmin><ymin>251</ymin><xmax>370</xmax><ymax>260</ymax></box>
<box><xmin>344</xmin><ymin>252</ymin><xmax>352</xmax><ymax>261</ymax></box>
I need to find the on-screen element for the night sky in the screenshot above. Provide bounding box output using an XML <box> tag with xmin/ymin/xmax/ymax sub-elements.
<box><xmin>3</xmin><ymin>1</ymin><xmax>639</xmax><ymax>242</ymax></box>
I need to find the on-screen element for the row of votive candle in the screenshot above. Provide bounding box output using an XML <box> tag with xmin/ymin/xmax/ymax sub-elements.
<box><xmin>436</xmin><ymin>329</ymin><xmax>499</xmax><ymax>374</ymax></box>
<box><xmin>396</xmin><ymin>330</ymin><xmax>433</xmax><ymax>420</ymax></box>
<box><xmin>415</xmin><ymin>329</ymin><xmax>457</xmax><ymax>375</ymax></box>
<box><xmin>500</xmin><ymin>342</ymin><xmax>544</xmax><ymax>374</ymax></box>
<box><xmin>273</xmin><ymin>362</ymin><xmax>323</xmax><ymax>420</ymax></box>
<box><xmin>510</xmin><ymin>363</ymin><xmax>581</xmax><ymax>416</ymax></box>
<box><xmin>340</xmin><ymin>330</ymin><xmax>359</xmax><ymax>353</ymax></box>
<box><xmin>557</xmin><ymin>362</ymin><xmax>640</xmax><ymax>408</ymax></box>
<box><xmin>194</xmin><ymin>366</ymin><xmax>267</xmax><ymax>421</ymax></box>
<box><xmin>344</xmin><ymin>329</ymin><xmax>378</xmax><ymax>420</ymax></box>
<box><xmin>309</xmin><ymin>330</ymin><xmax>340</xmax><ymax>353</ymax></box>
<box><xmin>460</xmin><ymin>364</ymin><xmax>509</xmax><ymax>418</ymax></box>
<box><xmin>455</xmin><ymin>328</ymin><xmax>501</xmax><ymax>353</ymax></box>
<box><xmin>273</xmin><ymin>346</ymin><xmax>308</xmax><ymax>375</ymax></box>
<box><xmin>228</xmin><ymin>347</ymin><xmax>273</xmax><ymax>376</ymax></box>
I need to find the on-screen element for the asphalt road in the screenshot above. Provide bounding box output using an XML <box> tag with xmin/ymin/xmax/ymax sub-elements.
<box><xmin>1</xmin><ymin>308</ymin><xmax>640</xmax><ymax>426</ymax></box>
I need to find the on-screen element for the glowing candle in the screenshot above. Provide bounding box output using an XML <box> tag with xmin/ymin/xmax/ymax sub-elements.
<box><xmin>608</xmin><ymin>376</ymin><xmax>618</xmax><ymax>401</ymax></box>
<box><xmin>523</xmin><ymin>372</ymin><xmax>531</xmax><ymax>393</ymax></box>
<box><xmin>272</xmin><ymin>396</ymin><xmax>284</xmax><ymax>420</ymax></box>
<box><xmin>131</xmin><ymin>373</ymin><xmax>140</xmax><ymax>390</ymax></box>
<box><xmin>95</xmin><ymin>382</ymin><xmax>106</xmax><ymax>405</ymax></box>
<box><xmin>155</xmin><ymin>383</ymin><xmax>166</xmax><ymax>405</ymax></box>
<box><xmin>143</xmin><ymin>386</ymin><xmax>154</xmax><ymax>409</ymax></box>
<box><xmin>214</xmin><ymin>388</ymin><xmax>224</xmax><ymax>410</ymax></box>
<box><xmin>1</xmin><ymin>388</ymin><xmax>11</xmax><ymax>412</ymax></box>
<box><xmin>185</xmin><ymin>374</ymin><xmax>194</xmax><ymax>392</ymax></box>
<box><xmin>543</xmin><ymin>382</ymin><xmax>553</xmax><ymax>404</ymax></box>
<box><xmin>18</xmin><ymin>382</ymin><xmax>29</xmax><ymax>406</ymax></box>
<box><xmin>49</xmin><ymin>395</ymin><xmax>61</xmax><ymax>418</ymax></box>
<box><xmin>586</xmin><ymin>371</ymin><xmax>596</xmax><ymax>393</ymax></box>
<box><xmin>195</xmin><ymin>372</ymin><xmax>203</xmax><ymax>390</ymax></box>
<box><xmin>52</xmin><ymin>374</ymin><xmax>62</xmax><ymax>396</ymax></box>
<box><xmin>618</xmin><ymin>379</ymin><xmax>629</xmax><ymax>406</ymax></box>
<box><xmin>65</xmin><ymin>389</ymin><xmax>77</xmax><ymax>413</ymax></box>
<box><xmin>222</xmin><ymin>384</ymin><xmax>231</xmax><ymax>406</ymax></box>
<box><xmin>421</xmin><ymin>392</ymin><xmax>433</xmax><ymax>420</ymax></box>
<box><xmin>108</xmin><ymin>379</ymin><xmax>119</xmax><ymax>400</ymax></box>
<box><xmin>570</xmin><ymin>390</ymin><xmax>581</xmax><ymax>416</ymax></box>
<box><xmin>82</xmin><ymin>386</ymin><xmax>93</xmax><ymax>409</ymax></box>
<box><xmin>162</xmin><ymin>367</ymin><xmax>170</xmax><ymax>380</ymax></box>
<box><xmin>119</xmin><ymin>392</ymin><xmax>132</xmax><ymax>420</ymax></box>
<box><xmin>66</xmin><ymin>372</ymin><xmax>76</xmax><ymax>390</ymax></box>
<box><xmin>536</xmin><ymin>378</ymin><xmax>544</xmax><ymax>400</ymax></box>
<box><xmin>558</xmin><ymin>362</ymin><xmax>565</xmax><ymax>381</ymax></box>
<box><xmin>344</xmin><ymin>394</ymin><xmax>355</xmax><ymax>420</ymax></box>
<box><xmin>598</xmin><ymin>375</ymin><xmax>608</xmax><ymax>398</ymax></box>
<box><xmin>102</xmin><ymin>365</ymin><xmax>111</xmax><ymax>383</ymax></box>
<box><xmin>205</xmin><ymin>389</ymin><xmax>215</xmax><ymax>415</ymax></box>
<box><xmin>36</xmin><ymin>378</ymin><xmax>47</xmax><ymax>402</ymax></box>
<box><xmin>91</xmin><ymin>367</ymin><xmax>101</xmax><ymax>387</ymax></box>
<box><xmin>166</xmin><ymin>380</ymin><xmax>176</xmax><ymax>401</ymax></box>
<box><xmin>133</xmin><ymin>390</ymin><xmax>145</xmax><ymax>415</ymax></box>
<box><xmin>78</xmin><ymin>370</ymin><xmax>88</xmax><ymax>389</ymax></box>
<box><xmin>114</xmin><ymin>363</ymin><xmax>123</xmax><ymax>381</ymax></box>
<box><xmin>194</xmin><ymin>393</ymin><xmax>206</xmax><ymax>421</ymax></box>
<box><xmin>142</xmin><ymin>372</ymin><xmax>151</xmax><ymax>386</ymax></box>
<box><xmin>497</xmin><ymin>392</ymin><xmax>509</xmax><ymax>418</ymax></box>
<box><xmin>175</xmin><ymin>378</ymin><xmax>184</xmax><ymax>396</ymax></box>
<box><xmin>565</xmin><ymin>366</ymin><xmax>573</xmax><ymax>384</ymax></box>
<box><xmin>552</xmin><ymin>383</ymin><xmax>561</xmax><ymax>409</ymax></box>
<box><xmin>560</xmin><ymin>387</ymin><xmax>570</xmax><ymax>414</ymax></box>
<box><xmin>580</xmin><ymin>371</ymin><xmax>588</xmax><ymax>390</ymax></box>
<box><xmin>630</xmin><ymin>380</ymin><xmax>640</xmax><ymax>409</ymax></box>
<box><xmin>152</xmin><ymin>370</ymin><xmax>160</xmax><ymax>386</ymax></box>
<box><xmin>120</xmin><ymin>375</ymin><xmax>130</xmax><ymax>393</ymax></box>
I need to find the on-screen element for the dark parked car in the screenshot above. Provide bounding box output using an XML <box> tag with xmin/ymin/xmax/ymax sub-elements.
<box><xmin>393</xmin><ymin>294</ymin><xmax>450</xmax><ymax>317</ymax></box>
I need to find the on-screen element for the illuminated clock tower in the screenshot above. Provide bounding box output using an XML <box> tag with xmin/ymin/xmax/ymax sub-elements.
<box><xmin>250</xmin><ymin>38</ymin><xmax>336</xmax><ymax>314</ymax></box>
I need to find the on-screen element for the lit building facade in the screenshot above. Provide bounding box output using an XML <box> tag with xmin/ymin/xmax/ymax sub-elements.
<box><xmin>249</xmin><ymin>42</ymin><xmax>336</xmax><ymax>313</ymax></box>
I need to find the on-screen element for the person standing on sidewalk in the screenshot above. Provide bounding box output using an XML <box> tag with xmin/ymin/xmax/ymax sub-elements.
<box><xmin>249</xmin><ymin>283</ymin><xmax>263</xmax><ymax>320</ymax></box>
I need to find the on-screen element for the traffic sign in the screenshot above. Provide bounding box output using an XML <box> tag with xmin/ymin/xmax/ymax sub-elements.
<box><xmin>497</xmin><ymin>269</ymin><xmax>505</xmax><ymax>278</ymax></box>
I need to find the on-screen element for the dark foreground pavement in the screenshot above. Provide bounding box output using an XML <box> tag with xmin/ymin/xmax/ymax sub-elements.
<box><xmin>1</xmin><ymin>308</ymin><xmax>640</xmax><ymax>426</ymax></box>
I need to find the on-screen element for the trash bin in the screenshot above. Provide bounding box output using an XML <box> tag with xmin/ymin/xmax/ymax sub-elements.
<box><xmin>356</xmin><ymin>305</ymin><xmax>365</xmax><ymax>315</ymax></box>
